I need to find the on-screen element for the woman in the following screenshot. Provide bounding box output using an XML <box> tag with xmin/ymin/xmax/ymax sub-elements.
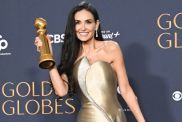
<box><xmin>35</xmin><ymin>1</ymin><xmax>145</xmax><ymax>122</ymax></box>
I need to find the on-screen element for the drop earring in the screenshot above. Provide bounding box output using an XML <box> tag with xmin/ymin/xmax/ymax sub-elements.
<box><xmin>95</xmin><ymin>29</ymin><xmax>98</xmax><ymax>37</ymax></box>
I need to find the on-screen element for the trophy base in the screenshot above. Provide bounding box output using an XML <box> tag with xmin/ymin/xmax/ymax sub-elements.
<box><xmin>39</xmin><ymin>54</ymin><xmax>55</xmax><ymax>69</ymax></box>
<box><xmin>39</xmin><ymin>60</ymin><xmax>55</xmax><ymax>69</ymax></box>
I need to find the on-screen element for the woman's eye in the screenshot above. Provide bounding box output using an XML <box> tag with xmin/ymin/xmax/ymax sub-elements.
<box><xmin>86</xmin><ymin>20</ymin><xmax>92</xmax><ymax>24</ymax></box>
<box><xmin>75</xmin><ymin>21</ymin><xmax>80</xmax><ymax>24</ymax></box>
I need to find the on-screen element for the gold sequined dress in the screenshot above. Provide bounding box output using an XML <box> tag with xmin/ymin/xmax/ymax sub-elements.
<box><xmin>73</xmin><ymin>57</ymin><xmax>127</xmax><ymax>122</ymax></box>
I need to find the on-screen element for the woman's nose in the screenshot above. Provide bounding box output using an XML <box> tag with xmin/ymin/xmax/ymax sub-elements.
<box><xmin>80</xmin><ymin>23</ymin><xmax>86</xmax><ymax>30</ymax></box>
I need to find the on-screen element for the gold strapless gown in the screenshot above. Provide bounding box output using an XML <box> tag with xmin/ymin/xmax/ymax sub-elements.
<box><xmin>73</xmin><ymin>57</ymin><xmax>127</xmax><ymax>122</ymax></box>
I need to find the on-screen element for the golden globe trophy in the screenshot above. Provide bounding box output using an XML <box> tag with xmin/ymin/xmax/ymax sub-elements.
<box><xmin>34</xmin><ymin>17</ymin><xmax>55</xmax><ymax>69</ymax></box>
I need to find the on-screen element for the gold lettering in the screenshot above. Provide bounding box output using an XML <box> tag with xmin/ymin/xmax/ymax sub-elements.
<box><xmin>16</xmin><ymin>82</ymin><xmax>30</xmax><ymax>97</ymax></box>
<box><xmin>174</xmin><ymin>32</ymin><xmax>182</xmax><ymax>48</ymax></box>
<box><xmin>32</xmin><ymin>82</ymin><xmax>40</xmax><ymax>97</ymax></box>
<box><xmin>65</xmin><ymin>98</ymin><xmax>75</xmax><ymax>114</ymax></box>
<box><xmin>2</xmin><ymin>82</ymin><xmax>14</xmax><ymax>97</ymax></box>
<box><xmin>42</xmin><ymin>81</ymin><xmax>53</xmax><ymax>96</ymax></box>
<box><xmin>55</xmin><ymin>98</ymin><xmax>64</xmax><ymax>114</ymax></box>
<box><xmin>174</xmin><ymin>12</ymin><xmax>182</xmax><ymax>29</ymax></box>
<box><xmin>157</xmin><ymin>33</ymin><xmax>172</xmax><ymax>49</ymax></box>
<box><xmin>17</xmin><ymin>100</ymin><xmax>24</xmax><ymax>115</ymax></box>
<box><xmin>2</xmin><ymin>100</ymin><xmax>15</xmax><ymax>115</ymax></box>
<box><xmin>25</xmin><ymin>100</ymin><xmax>40</xmax><ymax>115</ymax></box>
<box><xmin>157</xmin><ymin>13</ymin><xmax>171</xmax><ymax>30</ymax></box>
<box><xmin>42</xmin><ymin>99</ymin><xmax>53</xmax><ymax>114</ymax></box>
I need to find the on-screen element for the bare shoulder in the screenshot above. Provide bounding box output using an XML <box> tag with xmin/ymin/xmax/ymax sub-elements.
<box><xmin>104</xmin><ymin>40</ymin><xmax>122</xmax><ymax>52</ymax></box>
<box><xmin>101</xmin><ymin>40</ymin><xmax>123</xmax><ymax>63</ymax></box>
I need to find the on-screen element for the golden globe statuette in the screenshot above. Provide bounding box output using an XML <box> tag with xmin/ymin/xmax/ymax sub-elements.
<box><xmin>34</xmin><ymin>17</ymin><xmax>55</xmax><ymax>69</ymax></box>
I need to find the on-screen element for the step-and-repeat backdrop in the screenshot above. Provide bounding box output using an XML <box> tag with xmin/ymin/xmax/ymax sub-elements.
<box><xmin>1</xmin><ymin>0</ymin><xmax>182</xmax><ymax>122</ymax></box>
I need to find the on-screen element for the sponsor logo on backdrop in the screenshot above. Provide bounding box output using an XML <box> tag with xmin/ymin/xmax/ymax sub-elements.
<box><xmin>49</xmin><ymin>30</ymin><xmax>120</xmax><ymax>44</ymax></box>
<box><xmin>49</xmin><ymin>34</ymin><xmax>64</xmax><ymax>44</ymax></box>
<box><xmin>102</xmin><ymin>30</ymin><xmax>120</xmax><ymax>40</ymax></box>
<box><xmin>157</xmin><ymin>12</ymin><xmax>182</xmax><ymax>49</ymax></box>
<box><xmin>172</xmin><ymin>90</ymin><xmax>182</xmax><ymax>101</ymax></box>
<box><xmin>1</xmin><ymin>81</ymin><xmax>76</xmax><ymax>115</ymax></box>
<box><xmin>0</xmin><ymin>35</ymin><xmax>11</xmax><ymax>56</ymax></box>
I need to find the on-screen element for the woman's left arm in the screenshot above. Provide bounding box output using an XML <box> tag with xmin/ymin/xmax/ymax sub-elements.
<box><xmin>110</xmin><ymin>42</ymin><xmax>145</xmax><ymax>122</ymax></box>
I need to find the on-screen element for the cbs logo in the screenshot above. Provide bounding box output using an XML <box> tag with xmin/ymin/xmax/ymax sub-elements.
<box><xmin>0</xmin><ymin>35</ymin><xmax>8</xmax><ymax>51</ymax></box>
<box><xmin>172</xmin><ymin>91</ymin><xmax>182</xmax><ymax>101</ymax></box>
<box><xmin>49</xmin><ymin>34</ymin><xmax>64</xmax><ymax>43</ymax></box>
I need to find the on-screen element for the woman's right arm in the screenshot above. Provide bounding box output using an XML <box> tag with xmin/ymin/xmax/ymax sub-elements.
<box><xmin>34</xmin><ymin>36</ymin><xmax>68</xmax><ymax>97</ymax></box>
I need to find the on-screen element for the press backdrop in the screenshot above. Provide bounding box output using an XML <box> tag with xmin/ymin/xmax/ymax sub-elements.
<box><xmin>0</xmin><ymin>0</ymin><xmax>182</xmax><ymax>122</ymax></box>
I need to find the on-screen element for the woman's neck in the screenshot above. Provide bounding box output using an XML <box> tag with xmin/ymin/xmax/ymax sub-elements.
<box><xmin>81</xmin><ymin>39</ymin><xmax>97</xmax><ymax>56</ymax></box>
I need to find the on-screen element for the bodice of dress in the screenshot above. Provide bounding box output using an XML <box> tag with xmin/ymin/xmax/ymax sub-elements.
<box><xmin>73</xmin><ymin>57</ymin><xmax>127</xmax><ymax>122</ymax></box>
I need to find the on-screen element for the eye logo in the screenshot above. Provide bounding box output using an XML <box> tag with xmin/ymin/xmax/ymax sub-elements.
<box><xmin>0</xmin><ymin>35</ymin><xmax>8</xmax><ymax>51</ymax></box>
<box><xmin>172</xmin><ymin>91</ymin><xmax>182</xmax><ymax>101</ymax></box>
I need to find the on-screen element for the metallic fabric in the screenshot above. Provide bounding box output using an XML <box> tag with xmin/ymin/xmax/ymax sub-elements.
<box><xmin>73</xmin><ymin>57</ymin><xmax>127</xmax><ymax>122</ymax></box>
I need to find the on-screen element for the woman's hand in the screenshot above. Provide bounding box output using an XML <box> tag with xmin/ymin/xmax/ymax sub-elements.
<box><xmin>34</xmin><ymin>35</ymin><xmax>53</xmax><ymax>54</ymax></box>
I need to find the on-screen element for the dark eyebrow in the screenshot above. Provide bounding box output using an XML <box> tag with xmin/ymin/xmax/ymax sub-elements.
<box><xmin>75</xmin><ymin>19</ymin><xmax>80</xmax><ymax>21</ymax></box>
<box><xmin>86</xmin><ymin>19</ymin><xmax>94</xmax><ymax>21</ymax></box>
<box><xmin>75</xmin><ymin>19</ymin><xmax>94</xmax><ymax>21</ymax></box>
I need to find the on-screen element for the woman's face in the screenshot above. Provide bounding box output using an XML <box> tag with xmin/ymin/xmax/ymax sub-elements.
<box><xmin>74</xmin><ymin>9</ymin><xmax>99</xmax><ymax>42</ymax></box>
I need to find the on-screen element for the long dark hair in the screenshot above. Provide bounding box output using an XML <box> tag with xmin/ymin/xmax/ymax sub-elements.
<box><xmin>57</xmin><ymin>1</ymin><xmax>104</xmax><ymax>96</ymax></box>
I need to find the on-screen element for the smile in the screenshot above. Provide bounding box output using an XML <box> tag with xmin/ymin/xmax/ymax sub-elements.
<box><xmin>79</xmin><ymin>32</ymin><xmax>89</xmax><ymax>36</ymax></box>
